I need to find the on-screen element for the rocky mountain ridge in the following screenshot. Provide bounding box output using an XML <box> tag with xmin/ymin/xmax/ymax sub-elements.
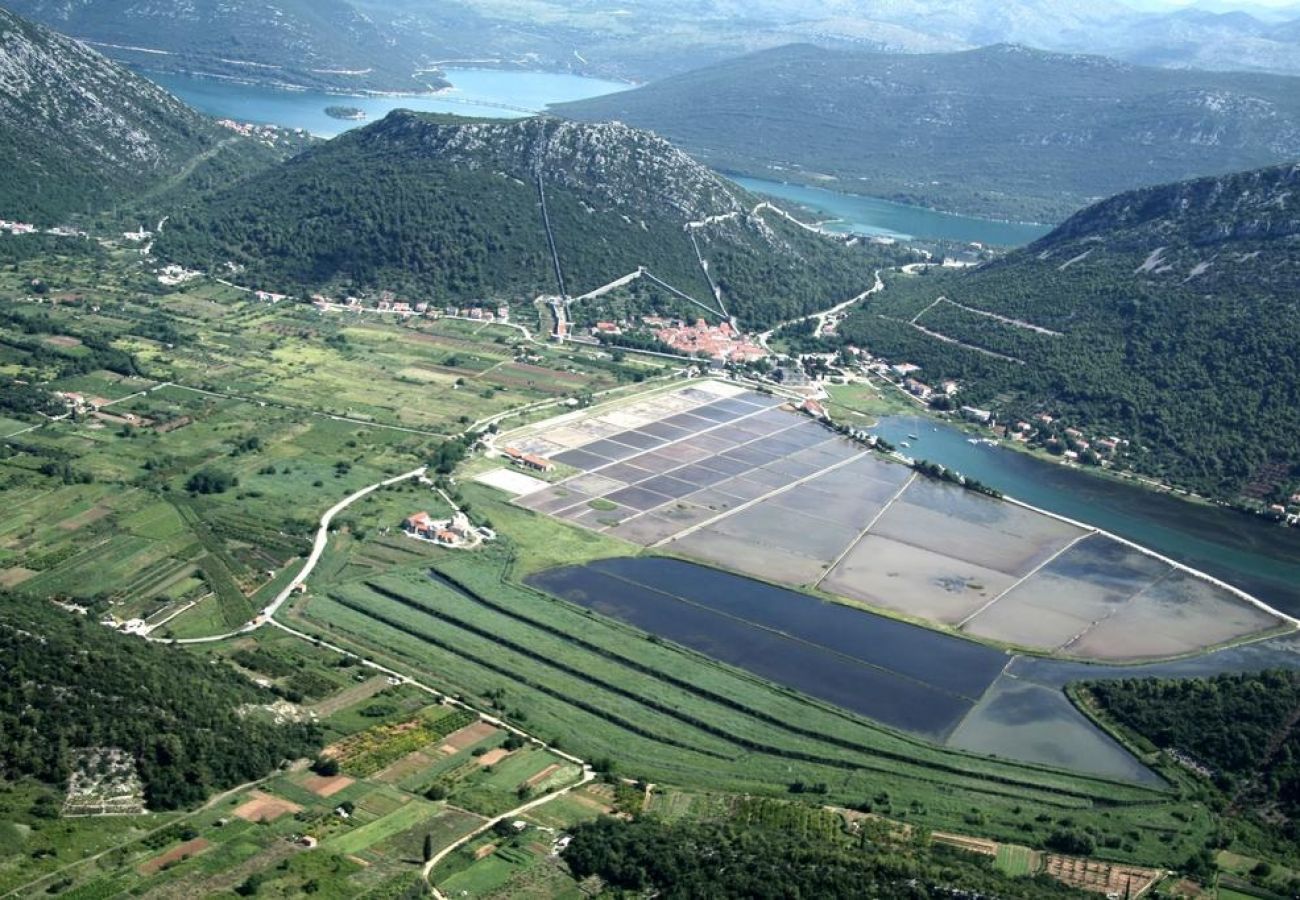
<box><xmin>555</xmin><ymin>43</ymin><xmax>1300</xmax><ymax>221</ymax></box>
<box><xmin>156</xmin><ymin>111</ymin><xmax>894</xmax><ymax>327</ymax></box>
<box><xmin>0</xmin><ymin>6</ymin><xmax>220</xmax><ymax>222</ymax></box>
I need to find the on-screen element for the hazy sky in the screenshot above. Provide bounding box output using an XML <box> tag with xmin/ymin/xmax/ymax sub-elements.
<box><xmin>1131</xmin><ymin>0</ymin><xmax>1297</xmax><ymax>7</ymax></box>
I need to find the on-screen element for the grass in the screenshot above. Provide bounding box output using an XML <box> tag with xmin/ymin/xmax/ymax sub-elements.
<box><xmin>995</xmin><ymin>843</ymin><xmax>1038</xmax><ymax>877</ymax></box>
<box><xmin>283</xmin><ymin>544</ymin><xmax>1215</xmax><ymax>869</ymax></box>
<box><xmin>323</xmin><ymin>797</ymin><xmax>442</xmax><ymax>855</ymax></box>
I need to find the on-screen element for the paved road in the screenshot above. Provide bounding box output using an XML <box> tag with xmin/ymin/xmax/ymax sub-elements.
<box><xmin>758</xmin><ymin>269</ymin><xmax>883</xmax><ymax>352</ymax></box>
<box><xmin>149</xmin><ymin>466</ymin><xmax>427</xmax><ymax>645</ymax></box>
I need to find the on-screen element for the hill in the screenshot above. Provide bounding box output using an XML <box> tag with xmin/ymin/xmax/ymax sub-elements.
<box><xmin>156</xmin><ymin>112</ymin><xmax>895</xmax><ymax>329</ymax></box>
<box><xmin>837</xmin><ymin>161</ymin><xmax>1300</xmax><ymax>503</ymax></box>
<box><xmin>0</xmin><ymin>7</ymin><xmax>307</xmax><ymax>224</ymax></box>
<box><xmin>2</xmin><ymin>0</ymin><xmax>437</xmax><ymax>92</ymax></box>
<box><xmin>554</xmin><ymin>43</ymin><xmax>1300</xmax><ymax>222</ymax></box>
<box><xmin>1084</xmin><ymin>670</ymin><xmax>1300</xmax><ymax>856</ymax></box>
<box><xmin>0</xmin><ymin>598</ymin><xmax>318</xmax><ymax>811</ymax></box>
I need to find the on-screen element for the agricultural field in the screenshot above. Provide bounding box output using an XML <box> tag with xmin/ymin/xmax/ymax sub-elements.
<box><xmin>3</xmin><ymin>247</ymin><xmax>1291</xmax><ymax>898</ymax></box>
<box><xmin>492</xmin><ymin>379</ymin><xmax>1285</xmax><ymax>660</ymax></box>
<box><xmin>279</xmin><ymin>531</ymin><xmax>1223</xmax><ymax>872</ymax></box>
<box><xmin>4</xmin><ymin>617</ymin><xmax>586</xmax><ymax>898</ymax></box>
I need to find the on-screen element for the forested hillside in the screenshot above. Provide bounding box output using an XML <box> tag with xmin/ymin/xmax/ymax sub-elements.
<box><xmin>0</xmin><ymin>7</ymin><xmax>306</xmax><ymax>224</ymax></box>
<box><xmin>564</xmin><ymin>801</ymin><xmax>1086</xmax><ymax>899</ymax></box>
<box><xmin>838</xmin><ymin>161</ymin><xmax>1300</xmax><ymax>501</ymax></box>
<box><xmin>0</xmin><ymin>599</ymin><xmax>318</xmax><ymax>810</ymax></box>
<box><xmin>555</xmin><ymin>43</ymin><xmax>1300</xmax><ymax>221</ymax></box>
<box><xmin>1086</xmin><ymin>671</ymin><xmax>1300</xmax><ymax>829</ymax></box>
<box><xmin>3</xmin><ymin>0</ymin><xmax>437</xmax><ymax>92</ymax></box>
<box><xmin>158</xmin><ymin>112</ymin><xmax>894</xmax><ymax>328</ymax></box>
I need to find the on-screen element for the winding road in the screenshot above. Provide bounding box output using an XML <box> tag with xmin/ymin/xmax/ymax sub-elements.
<box><xmin>148</xmin><ymin>466</ymin><xmax>427</xmax><ymax>645</ymax></box>
<box><xmin>758</xmin><ymin>269</ymin><xmax>883</xmax><ymax>352</ymax></box>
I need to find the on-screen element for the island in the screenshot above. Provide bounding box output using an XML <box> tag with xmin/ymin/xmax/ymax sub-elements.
<box><xmin>324</xmin><ymin>105</ymin><xmax>367</xmax><ymax>121</ymax></box>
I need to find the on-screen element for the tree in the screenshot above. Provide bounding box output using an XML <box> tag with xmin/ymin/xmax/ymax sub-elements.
<box><xmin>423</xmin><ymin>832</ymin><xmax>434</xmax><ymax>863</ymax></box>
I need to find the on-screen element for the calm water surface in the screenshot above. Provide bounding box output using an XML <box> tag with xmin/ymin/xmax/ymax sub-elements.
<box><xmin>871</xmin><ymin>415</ymin><xmax>1300</xmax><ymax>617</ymax></box>
<box><xmin>730</xmin><ymin>176</ymin><xmax>1052</xmax><ymax>246</ymax></box>
<box><xmin>530</xmin><ymin>556</ymin><xmax>1216</xmax><ymax>782</ymax></box>
<box><xmin>528</xmin><ymin>557</ymin><xmax>1006</xmax><ymax>741</ymax></box>
<box><xmin>149</xmin><ymin>68</ymin><xmax>628</xmax><ymax>137</ymax></box>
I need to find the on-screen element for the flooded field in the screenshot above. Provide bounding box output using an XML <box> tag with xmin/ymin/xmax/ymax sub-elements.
<box><xmin>487</xmin><ymin>381</ymin><xmax>1289</xmax><ymax>662</ymax></box>
<box><xmin>532</xmin><ymin>557</ymin><xmax>1300</xmax><ymax>781</ymax></box>
<box><xmin>529</xmin><ymin>557</ymin><xmax>1008</xmax><ymax>741</ymax></box>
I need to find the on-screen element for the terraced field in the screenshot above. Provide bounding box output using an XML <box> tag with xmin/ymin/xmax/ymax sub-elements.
<box><xmin>287</xmin><ymin>548</ymin><xmax>1218</xmax><ymax>865</ymax></box>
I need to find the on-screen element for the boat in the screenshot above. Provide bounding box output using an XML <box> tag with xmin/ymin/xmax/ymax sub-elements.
<box><xmin>899</xmin><ymin>441</ymin><xmax>910</xmax><ymax>448</ymax></box>
<box><xmin>907</xmin><ymin>433</ymin><xmax>919</xmax><ymax>440</ymax></box>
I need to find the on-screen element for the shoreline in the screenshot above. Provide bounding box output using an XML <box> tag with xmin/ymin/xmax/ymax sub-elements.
<box><xmin>725</xmin><ymin>171</ymin><xmax>1056</xmax><ymax>231</ymax></box>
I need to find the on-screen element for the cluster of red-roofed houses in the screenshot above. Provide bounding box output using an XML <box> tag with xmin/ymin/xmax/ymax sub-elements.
<box><xmin>403</xmin><ymin>510</ymin><xmax>481</xmax><ymax>547</ymax></box>
<box><xmin>648</xmin><ymin>317</ymin><xmax>766</xmax><ymax>363</ymax></box>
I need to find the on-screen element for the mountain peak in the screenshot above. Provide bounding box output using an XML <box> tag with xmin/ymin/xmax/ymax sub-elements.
<box><xmin>0</xmin><ymin>6</ymin><xmax>221</xmax><ymax>221</ymax></box>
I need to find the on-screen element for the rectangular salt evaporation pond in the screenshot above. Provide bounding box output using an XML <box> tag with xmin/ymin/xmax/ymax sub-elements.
<box><xmin>961</xmin><ymin>535</ymin><xmax>1170</xmax><ymax>650</ymax></box>
<box><xmin>528</xmin><ymin>560</ymin><xmax>1005</xmax><ymax>740</ymax></box>
<box><xmin>873</xmin><ymin>479</ymin><xmax>1086</xmax><ymax>578</ymax></box>
<box><xmin>1064</xmin><ymin>570</ymin><xmax>1286</xmax><ymax>661</ymax></box>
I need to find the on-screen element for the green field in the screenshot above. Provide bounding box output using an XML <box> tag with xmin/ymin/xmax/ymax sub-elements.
<box><xmin>280</xmin><ymin>531</ymin><xmax>1218</xmax><ymax>870</ymax></box>
<box><xmin>996</xmin><ymin>844</ymin><xmax>1039</xmax><ymax>877</ymax></box>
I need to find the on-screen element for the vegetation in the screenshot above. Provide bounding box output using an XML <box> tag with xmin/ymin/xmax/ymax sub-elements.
<box><xmin>325</xmin><ymin>106</ymin><xmax>367</xmax><ymax>121</ymax></box>
<box><xmin>1087</xmin><ymin>670</ymin><xmax>1300</xmax><ymax>825</ymax></box>
<box><xmin>563</xmin><ymin>803</ymin><xmax>1085</xmax><ymax>898</ymax></box>
<box><xmin>157</xmin><ymin>112</ymin><xmax>900</xmax><ymax>328</ymax></box>
<box><xmin>0</xmin><ymin>598</ymin><xmax>318</xmax><ymax>810</ymax></box>
<box><xmin>556</xmin><ymin>43</ymin><xmax>1300</xmax><ymax>222</ymax></box>
<box><xmin>840</xmin><ymin>162</ymin><xmax>1300</xmax><ymax>503</ymax></box>
<box><xmin>4</xmin><ymin>0</ymin><xmax>439</xmax><ymax>92</ymax></box>
<box><xmin>0</xmin><ymin>7</ymin><xmax>303</xmax><ymax>224</ymax></box>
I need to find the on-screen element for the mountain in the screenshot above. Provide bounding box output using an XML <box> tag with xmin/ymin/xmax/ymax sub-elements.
<box><xmin>837</xmin><ymin>161</ymin><xmax>1300</xmax><ymax>502</ymax></box>
<box><xmin>366</xmin><ymin>0</ymin><xmax>1300</xmax><ymax>82</ymax></box>
<box><xmin>156</xmin><ymin>112</ymin><xmax>893</xmax><ymax>329</ymax></box>
<box><xmin>554</xmin><ymin>43</ymin><xmax>1300</xmax><ymax>223</ymax></box>
<box><xmin>0</xmin><ymin>6</ymin><xmax>240</xmax><ymax>223</ymax></box>
<box><xmin>2</xmin><ymin>0</ymin><xmax>438</xmax><ymax>92</ymax></box>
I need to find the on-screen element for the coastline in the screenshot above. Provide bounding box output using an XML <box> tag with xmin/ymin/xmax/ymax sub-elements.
<box><xmin>726</xmin><ymin>171</ymin><xmax>1056</xmax><ymax>230</ymax></box>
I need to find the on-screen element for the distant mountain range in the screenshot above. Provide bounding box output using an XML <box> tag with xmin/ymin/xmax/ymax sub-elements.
<box><xmin>155</xmin><ymin>112</ymin><xmax>891</xmax><ymax>328</ymax></box>
<box><xmin>0</xmin><ymin>6</ymin><xmax>300</xmax><ymax>224</ymax></box>
<box><xmin>1</xmin><ymin>0</ymin><xmax>440</xmax><ymax>92</ymax></box>
<box><xmin>838</xmin><ymin>161</ymin><xmax>1300</xmax><ymax>500</ymax></box>
<box><xmin>8</xmin><ymin>0</ymin><xmax>1300</xmax><ymax>89</ymax></box>
<box><xmin>555</xmin><ymin>43</ymin><xmax>1300</xmax><ymax>222</ymax></box>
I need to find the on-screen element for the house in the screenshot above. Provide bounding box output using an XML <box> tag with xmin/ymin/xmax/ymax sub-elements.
<box><xmin>592</xmin><ymin>321</ymin><xmax>622</xmax><ymax>337</ymax></box>
<box><xmin>961</xmin><ymin>406</ymin><xmax>993</xmax><ymax>424</ymax></box>
<box><xmin>801</xmin><ymin>399</ymin><xmax>828</xmax><ymax>420</ymax></box>
<box><xmin>891</xmin><ymin>363</ymin><xmax>921</xmax><ymax>377</ymax></box>
<box><xmin>504</xmin><ymin>447</ymin><xmax>555</xmax><ymax>472</ymax></box>
<box><xmin>903</xmin><ymin>379</ymin><xmax>932</xmax><ymax>400</ymax></box>
<box><xmin>404</xmin><ymin>512</ymin><xmax>437</xmax><ymax>539</ymax></box>
<box><xmin>497</xmin><ymin>306</ymin><xmax>510</xmax><ymax>321</ymax></box>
